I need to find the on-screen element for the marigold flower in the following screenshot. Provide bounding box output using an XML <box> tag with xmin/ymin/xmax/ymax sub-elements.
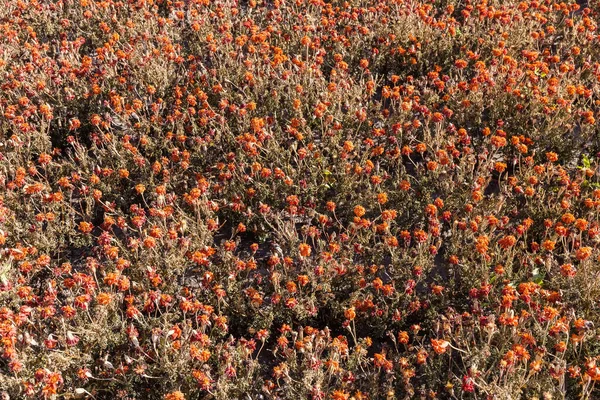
<box><xmin>431</xmin><ymin>285</ymin><xmax>444</xmax><ymax>295</ymax></box>
<box><xmin>399</xmin><ymin>180</ymin><xmax>411</xmax><ymax>191</ymax></box>
<box><xmin>298</xmin><ymin>243</ymin><xmax>311</xmax><ymax>257</ymax></box>
<box><xmin>576</xmin><ymin>246</ymin><xmax>592</xmax><ymax>260</ymax></box>
<box><xmin>331</xmin><ymin>390</ymin><xmax>350</xmax><ymax>400</ymax></box>
<box><xmin>354</xmin><ymin>205</ymin><xmax>366</xmax><ymax>217</ymax></box>
<box><xmin>164</xmin><ymin>391</ymin><xmax>185</xmax><ymax>400</ymax></box>
<box><xmin>431</xmin><ymin>339</ymin><xmax>450</xmax><ymax>354</ymax></box>
<box><xmin>491</xmin><ymin>135</ymin><xmax>507</xmax><ymax>147</ymax></box>
<box><xmin>96</xmin><ymin>292</ymin><xmax>112</xmax><ymax>305</ymax></box>
<box><xmin>78</xmin><ymin>221</ymin><xmax>93</xmax><ymax>233</ymax></box>
<box><xmin>344</xmin><ymin>307</ymin><xmax>356</xmax><ymax>321</ymax></box>
<box><xmin>498</xmin><ymin>235</ymin><xmax>516</xmax><ymax>249</ymax></box>
<box><xmin>454</xmin><ymin>59</ymin><xmax>468</xmax><ymax>69</ymax></box>
<box><xmin>542</xmin><ymin>240</ymin><xmax>555</xmax><ymax>251</ymax></box>
<box><xmin>90</xmin><ymin>114</ymin><xmax>102</xmax><ymax>126</ymax></box>
<box><xmin>416</xmin><ymin>349</ymin><xmax>428</xmax><ymax>365</ymax></box>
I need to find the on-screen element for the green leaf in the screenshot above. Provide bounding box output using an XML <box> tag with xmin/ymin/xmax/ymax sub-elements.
<box><xmin>531</xmin><ymin>268</ymin><xmax>544</xmax><ymax>285</ymax></box>
<box><xmin>583</xmin><ymin>154</ymin><xmax>591</xmax><ymax>169</ymax></box>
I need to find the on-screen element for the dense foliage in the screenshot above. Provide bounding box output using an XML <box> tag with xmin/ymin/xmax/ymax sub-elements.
<box><xmin>1</xmin><ymin>0</ymin><xmax>600</xmax><ymax>398</ymax></box>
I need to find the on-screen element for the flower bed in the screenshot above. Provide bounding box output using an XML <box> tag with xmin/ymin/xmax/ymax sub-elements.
<box><xmin>1</xmin><ymin>0</ymin><xmax>600</xmax><ymax>398</ymax></box>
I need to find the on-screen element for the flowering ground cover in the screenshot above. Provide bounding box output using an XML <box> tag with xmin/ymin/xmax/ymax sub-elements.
<box><xmin>1</xmin><ymin>0</ymin><xmax>600</xmax><ymax>398</ymax></box>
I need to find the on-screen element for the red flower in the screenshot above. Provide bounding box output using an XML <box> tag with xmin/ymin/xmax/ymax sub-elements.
<box><xmin>462</xmin><ymin>375</ymin><xmax>475</xmax><ymax>393</ymax></box>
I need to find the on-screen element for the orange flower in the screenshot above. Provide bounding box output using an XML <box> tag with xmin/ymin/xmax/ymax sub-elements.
<box><xmin>542</xmin><ymin>240</ymin><xmax>555</xmax><ymax>251</ymax></box>
<box><xmin>192</xmin><ymin>370</ymin><xmax>212</xmax><ymax>390</ymax></box>
<box><xmin>455</xmin><ymin>59</ymin><xmax>468</xmax><ymax>69</ymax></box>
<box><xmin>576</xmin><ymin>246</ymin><xmax>592</xmax><ymax>260</ymax></box>
<box><xmin>546</xmin><ymin>152</ymin><xmax>559</xmax><ymax>162</ymax></box>
<box><xmin>79</xmin><ymin>221</ymin><xmax>93</xmax><ymax>233</ymax></box>
<box><xmin>560</xmin><ymin>264</ymin><xmax>576</xmax><ymax>278</ymax></box>
<box><xmin>285</xmin><ymin>281</ymin><xmax>297</xmax><ymax>294</ymax></box>
<box><xmin>561</xmin><ymin>213</ymin><xmax>576</xmax><ymax>224</ymax></box>
<box><xmin>431</xmin><ymin>285</ymin><xmax>444</xmax><ymax>295</ymax></box>
<box><xmin>344</xmin><ymin>307</ymin><xmax>356</xmax><ymax>321</ymax></box>
<box><xmin>416</xmin><ymin>349</ymin><xmax>428</xmax><ymax>365</ymax></box>
<box><xmin>96</xmin><ymin>292</ymin><xmax>112</xmax><ymax>305</ymax></box>
<box><xmin>69</xmin><ymin>118</ymin><xmax>81</xmax><ymax>131</ymax></box>
<box><xmin>223</xmin><ymin>241</ymin><xmax>236</xmax><ymax>252</ymax></box>
<box><xmin>374</xmin><ymin>352</ymin><xmax>393</xmax><ymax>371</ymax></box>
<box><xmin>326</xmin><ymin>201</ymin><xmax>336</xmax><ymax>212</ymax></box>
<box><xmin>38</xmin><ymin>153</ymin><xmax>52</xmax><ymax>166</ymax></box>
<box><xmin>494</xmin><ymin>162</ymin><xmax>507</xmax><ymax>173</ymax></box>
<box><xmin>164</xmin><ymin>391</ymin><xmax>185</xmax><ymax>400</ymax></box>
<box><xmin>354</xmin><ymin>205</ymin><xmax>366</xmax><ymax>217</ymax></box>
<box><xmin>491</xmin><ymin>135</ymin><xmax>507</xmax><ymax>147</ymax></box>
<box><xmin>298</xmin><ymin>243</ymin><xmax>311</xmax><ymax>257</ymax></box>
<box><xmin>331</xmin><ymin>390</ymin><xmax>350</xmax><ymax>400</ymax></box>
<box><xmin>530</xmin><ymin>360</ymin><xmax>543</xmax><ymax>374</ymax></box>
<box><xmin>498</xmin><ymin>235</ymin><xmax>517</xmax><ymax>249</ymax></box>
<box><xmin>431</xmin><ymin>339</ymin><xmax>450</xmax><ymax>354</ymax></box>
<box><xmin>298</xmin><ymin>275</ymin><xmax>309</xmax><ymax>286</ymax></box>
<box><xmin>575</xmin><ymin>219</ymin><xmax>588</xmax><ymax>231</ymax></box>
<box><xmin>90</xmin><ymin>114</ymin><xmax>102</xmax><ymax>126</ymax></box>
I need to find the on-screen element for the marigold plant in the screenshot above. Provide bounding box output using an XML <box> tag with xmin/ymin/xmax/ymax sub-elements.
<box><xmin>1</xmin><ymin>0</ymin><xmax>600</xmax><ymax>398</ymax></box>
